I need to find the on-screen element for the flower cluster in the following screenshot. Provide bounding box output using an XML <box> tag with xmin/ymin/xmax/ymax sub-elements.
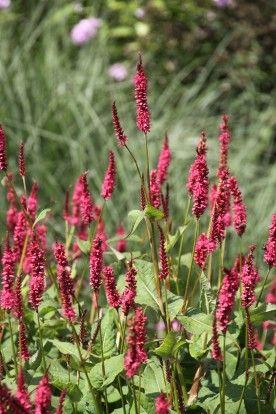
<box><xmin>264</xmin><ymin>214</ymin><xmax>276</xmax><ymax>268</ymax></box>
<box><xmin>241</xmin><ymin>245</ymin><xmax>260</xmax><ymax>308</ymax></box>
<box><xmin>134</xmin><ymin>55</ymin><xmax>150</xmax><ymax>133</ymax></box>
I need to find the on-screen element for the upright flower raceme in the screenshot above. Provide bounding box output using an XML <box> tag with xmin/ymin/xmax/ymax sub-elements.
<box><xmin>134</xmin><ymin>55</ymin><xmax>150</xmax><ymax>133</ymax></box>
<box><xmin>18</xmin><ymin>319</ymin><xmax>30</xmax><ymax>361</ymax></box>
<box><xmin>121</xmin><ymin>261</ymin><xmax>137</xmax><ymax>315</ymax></box>
<box><xmin>216</xmin><ymin>265</ymin><xmax>240</xmax><ymax>333</ymax></box>
<box><xmin>53</xmin><ymin>243</ymin><xmax>76</xmax><ymax>321</ymax></box>
<box><xmin>13</xmin><ymin>211</ymin><xmax>28</xmax><ymax>262</ymax></box>
<box><xmin>157</xmin><ymin>135</ymin><xmax>171</xmax><ymax>184</ymax></box>
<box><xmin>16</xmin><ymin>369</ymin><xmax>32</xmax><ymax>411</ymax></box>
<box><xmin>124</xmin><ymin>307</ymin><xmax>148</xmax><ymax>377</ymax></box>
<box><xmin>0</xmin><ymin>124</ymin><xmax>7</xmax><ymax>171</ymax></box>
<box><xmin>187</xmin><ymin>132</ymin><xmax>209</xmax><ymax>219</ymax></box>
<box><xmin>103</xmin><ymin>266</ymin><xmax>121</xmax><ymax>309</ymax></box>
<box><xmin>79</xmin><ymin>173</ymin><xmax>95</xmax><ymax>224</ymax></box>
<box><xmin>217</xmin><ymin>114</ymin><xmax>231</xmax><ymax>175</ymax></box>
<box><xmin>0</xmin><ymin>239</ymin><xmax>15</xmax><ymax>310</ymax></box>
<box><xmin>241</xmin><ymin>245</ymin><xmax>260</xmax><ymax>308</ymax></box>
<box><xmin>112</xmin><ymin>102</ymin><xmax>128</xmax><ymax>147</ymax></box>
<box><xmin>155</xmin><ymin>393</ymin><xmax>170</xmax><ymax>414</ymax></box>
<box><xmin>149</xmin><ymin>169</ymin><xmax>161</xmax><ymax>208</ymax></box>
<box><xmin>264</xmin><ymin>214</ymin><xmax>276</xmax><ymax>268</ymax></box>
<box><xmin>158</xmin><ymin>226</ymin><xmax>169</xmax><ymax>280</ymax></box>
<box><xmin>0</xmin><ymin>383</ymin><xmax>31</xmax><ymax>414</ymax></box>
<box><xmin>34</xmin><ymin>374</ymin><xmax>52</xmax><ymax>414</ymax></box>
<box><xmin>89</xmin><ymin>236</ymin><xmax>103</xmax><ymax>292</ymax></box>
<box><xmin>194</xmin><ymin>233</ymin><xmax>215</xmax><ymax>270</ymax></box>
<box><xmin>101</xmin><ymin>151</ymin><xmax>116</xmax><ymax>200</ymax></box>
<box><xmin>29</xmin><ymin>239</ymin><xmax>46</xmax><ymax>311</ymax></box>
<box><xmin>211</xmin><ymin>315</ymin><xmax>223</xmax><ymax>361</ymax></box>
<box><xmin>18</xmin><ymin>142</ymin><xmax>26</xmax><ymax>177</ymax></box>
<box><xmin>228</xmin><ymin>176</ymin><xmax>247</xmax><ymax>236</ymax></box>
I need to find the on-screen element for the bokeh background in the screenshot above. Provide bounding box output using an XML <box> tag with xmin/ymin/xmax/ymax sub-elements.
<box><xmin>0</xmin><ymin>0</ymin><xmax>275</xmax><ymax>258</ymax></box>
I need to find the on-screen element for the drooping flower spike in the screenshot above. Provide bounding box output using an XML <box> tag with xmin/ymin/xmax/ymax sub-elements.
<box><xmin>134</xmin><ymin>54</ymin><xmax>150</xmax><ymax>133</ymax></box>
<box><xmin>264</xmin><ymin>214</ymin><xmax>276</xmax><ymax>268</ymax></box>
<box><xmin>112</xmin><ymin>101</ymin><xmax>128</xmax><ymax>147</ymax></box>
<box><xmin>187</xmin><ymin>131</ymin><xmax>209</xmax><ymax>219</ymax></box>
<box><xmin>0</xmin><ymin>124</ymin><xmax>8</xmax><ymax>171</ymax></box>
<box><xmin>101</xmin><ymin>151</ymin><xmax>116</xmax><ymax>200</ymax></box>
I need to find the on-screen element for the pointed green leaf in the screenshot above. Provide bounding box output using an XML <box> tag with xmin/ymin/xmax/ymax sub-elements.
<box><xmin>89</xmin><ymin>355</ymin><xmax>124</xmax><ymax>390</ymax></box>
<box><xmin>155</xmin><ymin>331</ymin><xmax>177</xmax><ymax>357</ymax></box>
<box><xmin>144</xmin><ymin>204</ymin><xmax>164</xmax><ymax>221</ymax></box>
<box><xmin>33</xmin><ymin>208</ymin><xmax>51</xmax><ymax>227</ymax></box>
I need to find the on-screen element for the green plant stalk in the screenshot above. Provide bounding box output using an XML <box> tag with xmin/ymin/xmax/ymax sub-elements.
<box><xmin>22</xmin><ymin>175</ymin><xmax>27</xmax><ymax>195</ymax></box>
<box><xmin>218</xmin><ymin>362</ymin><xmax>223</xmax><ymax>414</ymax></box>
<box><xmin>118</xmin><ymin>375</ymin><xmax>127</xmax><ymax>414</ymax></box>
<box><xmin>236</xmin><ymin>315</ymin><xmax>249</xmax><ymax>414</ymax></box>
<box><xmin>256</xmin><ymin>267</ymin><xmax>271</xmax><ymax>307</ymax></box>
<box><xmin>175</xmin><ymin>357</ymin><xmax>188</xmax><ymax>404</ymax></box>
<box><xmin>36</xmin><ymin>311</ymin><xmax>46</xmax><ymax>373</ymax></box>
<box><xmin>71</xmin><ymin>324</ymin><xmax>102</xmax><ymax>414</ymax></box>
<box><xmin>97</xmin><ymin>307</ymin><xmax>109</xmax><ymax>414</ymax></box>
<box><xmin>176</xmin><ymin>197</ymin><xmax>191</xmax><ymax>286</ymax></box>
<box><xmin>131</xmin><ymin>377</ymin><xmax>139</xmax><ymax>414</ymax></box>
<box><xmin>250</xmin><ymin>350</ymin><xmax>261</xmax><ymax>414</ymax></box>
<box><xmin>221</xmin><ymin>334</ymin><xmax>226</xmax><ymax>414</ymax></box>
<box><xmin>65</xmin><ymin>224</ymin><xmax>75</xmax><ymax>255</ymax></box>
<box><xmin>138</xmin><ymin>372</ymin><xmax>142</xmax><ymax>414</ymax></box>
<box><xmin>7</xmin><ymin>313</ymin><xmax>18</xmax><ymax>377</ymax></box>
<box><xmin>183</xmin><ymin>218</ymin><xmax>199</xmax><ymax>311</ymax></box>
<box><xmin>125</xmin><ymin>144</ymin><xmax>143</xmax><ymax>180</ymax></box>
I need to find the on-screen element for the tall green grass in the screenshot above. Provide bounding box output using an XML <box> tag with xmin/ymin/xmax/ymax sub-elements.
<box><xmin>0</xmin><ymin>3</ymin><xmax>275</xmax><ymax>261</ymax></box>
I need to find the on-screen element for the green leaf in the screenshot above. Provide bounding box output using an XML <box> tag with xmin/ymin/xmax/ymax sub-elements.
<box><xmin>199</xmin><ymin>271</ymin><xmax>216</xmax><ymax>313</ymax></box>
<box><xmin>29</xmin><ymin>349</ymin><xmax>42</xmax><ymax>370</ymax></box>
<box><xmin>178</xmin><ymin>311</ymin><xmax>212</xmax><ymax>336</ymax></box>
<box><xmin>250</xmin><ymin>303</ymin><xmax>276</xmax><ymax>324</ymax></box>
<box><xmin>89</xmin><ymin>355</ymin><xmax>124</xmax><ymax>390</ymax></box>
<box><xmin>141</xmin><ymin>357</ymin><xmax>167</xmax><ymax>396</ymax></box>
<box><xmin>33</xmin><ymin>208</ymin><xmax>51</xmax><ymax>227</ymax></box>
<box><xmin>49</xmin><ymin>360</ymin><xmax>82</xmax><ymax>401</ymax></box>
<box><xmin>180</xmin><ymin>252</ymin><xmax>192</xmax><ymax>268</ymax></box>
<box><xmin>51</xmin><ymin>339</ymin><xmax>84</xmax><ymax>361</ymax></box>
<box><xmin>144</xmin><ymin>204</ymin><xmax>164</xmax><ymax>221</ymax></box>
<box><xmin>166</xmin><ymin>291</ymin><xmax>183</xmax><ymax>320</ymax></box>
<box><xmin>95</xmin><ymin>309</ymin><xmax>117</xmax><ymax>358</ymax></box>
<box><xmin>225</xmin><ymin>351</ymin><xmax>238</xmax><ymax>379</ymax></box>
<box><xmin>189</xmin><ymin>334</ymin><xmax>208</xmax><ymax>360</ymax></box>
<box><xmin>133</xmin><ymin>260</ymin><xmax>160</xmax><ymax>311</ymax></box>
<box><xmin>155</xmin><ymin>331</ymin><xmax>177</xmax><ymax>357</ymax></box>
<box><xmin>126</xmin><ymin>210</ymin><xmax>144</xmax><ymax>238</ymax></box>
<box><xmin>166</xmin><ymin>225</ymin><xmax>188</xmax><ymax>252</ymax></box>
<box><xmin>77</xmin><ymin>238</ymin><xmax>91</xmax><ymax>254</ymax></box>
<box><xmin>108</xmin><ymin>245</ymin><xmax>126</xmax><ymax>261</ymax></box>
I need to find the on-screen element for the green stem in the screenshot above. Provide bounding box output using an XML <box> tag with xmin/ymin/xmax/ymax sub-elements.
<box><xmin>71</xmin><ymin>324</ymin><xmax>102</xmax><ymax>414</ymax></box>
<box><xmin>176</xmin><ymin>197</ymin><xmax>191</xmax><ymax>286</ymax></box>
<box><xmin>218</xmin><ymin>363</ymin><xmax>223</xmax><ymax>414</ymax></box>
<box><xmin>97</xmin><ymin>307</ymin><xmax>109</xmax><ymax>413</ymax></box>
<box><xmin>36</xmin><ymin>311</ymin><xmax>46</xmax><ymax>373</ymax></box>
<box><xmin>144</xmin><ymin>133</ymin><xmax>150</xmax><ymax>191</ymax></box>
<box><xmin>131</xmin><ymin>378</ymin><xmax>139</xmax><ymax>414</ymax></box>
<box><xmin>7</xmin><ymin>313</ymin><xmax>18</xmax><ymax>377</ymax></box>
<box><xmin>125</xmin><ymin>144</ymin><xmax>142</xmax><ymax>180</ymax></box>
<box><xmin>22</xmin><ymin>176</ymin><xmax>27</xmax><ymax>196</ymax></box>
<box><xmin>256</xmin><ymin>267</ymin><xmax>271</xmax><ymax>307</ymax></box>
<box><xmin>250</xmin><ymin>350</ymin><xmax>261</xmax><ymax>414</ymax></box>
<box><xmin>183</xmin><ymin>219</ymin><xmax>199</xmax><ymax>311</ymax></box>
<box><xmin>221</xmin><ymin>334</ymin><xmax>226</xmax><ymax>414</ymax></box>
<box><xmin>236</xmin><ymin>315</ymin><xmax>249</xmax><ymax>414</ymax></box>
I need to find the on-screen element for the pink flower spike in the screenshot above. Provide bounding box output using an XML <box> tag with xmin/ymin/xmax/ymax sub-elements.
<box><xmin>18</xmin><ymin>319</ymin><xmax>30</xmax><ymax>361</ymax></box>
<box><xmin>80</xmin><ymin>173</ymin><xmax>95</xmax><ymax>224</ymax></box>
<box><xmin>228</xmin><ymin>176</ymin><xmax>247</xmax><ymax>236</ymax></box>
<box><xmin>0</xmin><ymin>382</ymin><xmax>31</xmax><ymax>414</ymax></box>
<box><xmin>216</xmin><ymin>265</ymin><xmax>239</xmax><ymax>333</ymax></box>
<box><xmin>157</xmin><ymin>135</ymin><xmax>171</xmax><ymax>185</ymax></box>
<box><xmin>27</xmin><ymin>182</ymin><xmax>39</xmax><ymax>219</ymax></box>
<box><xmin>134</xmin><ymin>55</ymin><xmax>150</xmax><ymax>133</ymax></box>
<box><xmin>29</xmin><ymin>239</ymin><xmax>46</xmax><ymax>311</ymax></box>
<box><xmin>217</xmin><ymin>114</ymin><xmax>231</xmax><ymax>175</ymax></box>
<box><xmin>149</xmin><ymin>169</ymin><xmax>161</xmax><ymax>208</ymax></box>
<box><xmin>155</xmin><ymin>393</ymin><xmax>170</xmax><ymax>414</ymax></box>
<box><xmin>121</xmin><ymin>261</ymin><xmax>137</xmax><ymax>315</ymax></box>
<box><xmin>101</xmin><ymin>151</ymin><xmax>116</xmax><ymax>200</ymax></box>
<box><xmin>0</xmin><ymin>239</ymin><xmax>15</xmax><ymax>310</ymax></box>
<box><xmin>211</xmin><ymin>317</ymin><xmax>223</xmax><ymax>361</ymax></box>
<box><xmin>158</xmin><ymin>226</ymin><xmax>169</xmax><ymax>280</ymax></box>
<box><xmin>0</xmin><ymin>124</ymin><xmax>8</xmax><ymax>171</ymax></box>
<box><xmin>18</xmin><ymin>142</ymin><xmax>26</xmax><ymax>177</ymax></box>
<box><xmin>16</xmin><ymin>368</ymin><xmax>32</xmax><ymax>411</ymax></box>
<box><xmin>241</xmin><ymin>245</ymin><xmax>260</xmax><ymax>308</ymax></box>
<box><xmin>124</xmin><ymin>307</ymin><xmax>148</xmax><ymax>377</ymax></box>
<box><xmin>194</xmin><ymin>233</ymin><xmax>214</xmax><ymax>270</ymax></box>
<box><xmin>112</xmin><ymin>102</ymin><xmax>128</xmax><ymax>147</ymax></box>
<box><xmin>13</xmin><ymin>211</ymin><xmax>28</xmax><ymax>262</ymax></box>
<box><xmin>186</xmin><ymin>132</ymin><xmax>209</xmax><ymax>219</ymax></box>
<box><xmin>264</xmin><ymin>214</ymin><xmax>276</xmax><ymax>268</ymax></box>
<box><xmin>103</xmin><ymin>266</ymin><xmax>121</xmax><ymax>309</ymax></box>
<box><xmin>89</xmin><ymin>236</ymin><xmax>103</xmax><ymax>292</ymax></box>
<box><xmin>53</xmin><ymin>242</ymin><xmax>76</xmax><ymax>322</ymax></box>
<box><xmin>55</xmin><ymin>390</ymin><xmax>67</xmax><ymax>414</ymax></box>
<box><xmin>34</xmin><ymin>374</ymin><xmax>52</xmax><ymax>414</ymax></box>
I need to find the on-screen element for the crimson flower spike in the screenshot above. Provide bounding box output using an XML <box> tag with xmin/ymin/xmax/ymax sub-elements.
<box><xmin>264</xmin><ymin>214</ymin><xmax>276</xmax><ymax>268</ymax></box>
<box><xmin>80</xmin><ymin>172</ymin><xmax>95</xmax><ymax>224</ymax></box>
<box><xmin>89</xmin><ymin>236</ymin><xmax>103</xmax><ymax>292</ymax></box>
<box><xmin>217</xmin><ymin>114</ymin><xmax>231</xmax><ymax>176</ymax></box>
<box><xmin>55</xmin><ymin>390</ymin><xmax>67</xmax><ymax>414</ymax></box>
<box><xmin>16</xmin><ymin>368</ymin><xmax>32</xmax><ymax>411</ymax></box>
<box><xmin>0</xmin><ymin>382</ymin><xmax>31</xmax><ymax>414</ymax></box>
<box><xmin>101</xmin><ymin>150</ymin><xmax>116</xmax><ymax>200</ymax></box>
<box><xmin>134</xmin><ymin>54</ymin><xmax>151</xmax><ymax>133</ymax></box>
<box><xmin>34</xmin><ymin>374</ymin><xmax>52</xmax><ymax>414</ymax></box>
<box><xmin>103</xmin><ymin>266</ymin><xmax>121</xmax><ymax>309</ymax></box>
<box><xmin>121</xmin><ymin>261</ymin><xmax>137</xmax><ymax>315</ymax></box>
<box><xmin>18</xmin><ymin>319</ymin><xmax>30</xmax><ymax>361</ymax></box>
<box><xmin>155</xmin><ymin>393</ymin><xmax>170</xmax><ymax>414</ymax></box>
<box><xmin>18</xmin><ymin>142</ymin><xmax>26</xmax><ymax>177</ymax></box>
<box><xmin>187</xmin><ymin>131</ymin><xmax>209</xmax><ymax>219</ymax></box>
<box><xmin>0</xmin><ymin>124</ymin><xmax>8</xmax><ymax>171</ymax></box>
<box><xmin>158</xmin><ymin>226</ymin><xmax>169</xmax><ymax>280</ymax></box>
<box><xmin>149</xmin><ymin>169</ymin><xmax>161</xmax><ymax>208</ymax></box>
<box><xmin>29</xmin><ymin>238</ymin><xmax>46</xmax><ymax>311</ymax></box>
<box><xmin>228</xmin><ymin>176</ymin><xmax>247</xmax><ymax>237</ymax></box>
<box><xmin>112</xmin><ymin>101</ymin><xmax>128</xmax><ymax>147</ymax></box>
<box><xmin>0</xmin><ymin>237</ymin><xmax>16</xmax><ymax>311</ymax></box>
<box><xmin>241</xmin><ymin>245</ymin><xmax>260</xmax><ymax>308</ymax></box>
<box><xmin>211</xmin><ymin>314</ymin><xmax>223</xmax><ymax>361</ymax></box>
<box><xmin>157</xmin><ymin>134</ymin><xmax>171</xmax><ymax>185</ymax></box>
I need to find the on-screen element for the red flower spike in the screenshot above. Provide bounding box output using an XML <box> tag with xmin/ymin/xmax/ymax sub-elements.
<box><xmin>27</xmin><ymin>182</ymin><xmax>39</xmax><ymax>219</ymax></box>
<box><xmin>241</xmin><ymin>245</ymin><xmax>260</xmax><ymax>308</ymax></box>
<box><xmin>187</xmin><ymin>132</ymin><xmax>209</xmax><ymax>219</ymax></box>
<box><xmin>149</xmin><ymin>169</ymin><xmax>161</xmax><ymax>208</ymax></box>
<box><xmin>0</xmin><ymin>239</ymin><xmax>15</xmax><ymax>311</ymax></box>
<box><xmin>112</xmin><ymin>102</ymin><xmax>128</xmax><ymax>147</ymax></box>
<box><xmin>103</xmin><ymin>266</ymin><xmax>121</xmax><ymax>309</ymax></box>
<box><xmin>116</xmin><ymin>225</ymin><xmax>127</xmax><ymax>252</ymax></box>
<box><xmin>264</xmin><ymin>214</ymin><xmax>276</xmax><ymax>268</ymax></box>
<box><xmin>194</xmin><ymin>233</ymin><xmax>215</xmax><ymax>270</ymax></box>
<box><xmin>0</xmin><ymin>382</ymin><xmax>31</xmax><ymax>414</ymax></box>
<box><xmin>124</xmin><ymin>307</ymin><xmax>148</xmax><ymax>378</ymax></box>
<box><xmin>89</xmin><ymin>236</ymin><xmax>103</xmax><ymax>292</ymax></box>
<box><xmin>13</xmin><ymin>274</ymin><xmax>23</xmax><ymax>319</ymax></box>
<box><xmin>228</xmin><ymin>176</ymin><xmax>247</xmax><ymax>236</ymax></box>
<box><xmin>13</xmin><ymin>211</ymin><xmax>28</xmax><ymax>262</ymax></box>
<box><xmin>18</xmin><ymin>319</ymin><xmax>30</xmax><ymax>361</ymax></box>
<box><xmin>134</xmin><ymin>55</ymin><xmax>150</xmax><ymax>133</ymax></box>
<box><xmin>157</xmin><ymin>135</ymin><xmax>171</xmax><ymax>185</ymax></box>
<box><xmin>0</xmin><ymin>125</ymin><xmax>8</xmax><ymax>171</ymax></box>
<box><xmin>121</xmin><ymin>261</ymin><xmax>137</xmax><ymax>315</ymax></box>
<box><xmin>29</xmin><ymin>239</ymin><xmax>46</xmax><ymax>311</ymax></box>
<box><xmin>158</xmin><ymin>226</ymin><xmax>169</xmax><ymax>280</ymax></box>
<box><xmin>217</xmin><ymin>114</ymin><xmax>231</xmax><ymax>176</ymax></box>
<box><xmin>245</xmin><ymin>309</ymin><xmax>257</xmax><ymax>350</ymax></box>
<box><xmin>211</xmin><ymin>316</ymin><xmax>223</xmax><ymax>361</ymax></box>
<box><xmin>79</xmin><ymin>173</ymin><xmax>95</xmax><ymax>225</ymax></box>
<box><xmin>18</xmin><ymin>143</ymin><xmax>26</xmax><ymax>177</ymax></box>
<box><xmin>34</xmin><ymin>374</ymin><xmax>52</xmax><ymax>414</ymax></box>
<box><xmin>53</xmin><ymin>242</ymin><xmax>76</xmax><ymax>322</ymax></box>
<box><xmin>16</xmin><ymin>368</ymin><xmax>32</xmax><ymax>411</ymax></box>
<box><xmin>101</xmin><ymin>151</ymin><xmax>116</xmax><ymax>200</ymax></box>
<box><xmin>55</xmin><ymin>390</ymin><xmax>67</xmax><ymax>414</ymax></box>
<box><xmin>155</xmin><ymin>393</ymin><xmax>170</xmax><ymax>414</ymax></box>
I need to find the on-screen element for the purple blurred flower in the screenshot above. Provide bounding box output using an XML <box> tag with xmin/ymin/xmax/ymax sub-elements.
<box><xmin>172</xmin><ymin>319</ymin><xmax>183</xmax><ymax>332</ymax></box>
<box><xmin>108</xmin><ymin>63</ymin><xmax>128</xmax><ymax>82</ymax></box>
<box><xmin>135</xmin><ymin>8</ymin><xmax>145</xmax><ymax>19</ymax></box>
<box><xmin>71</xmin><ymin>17</ymin><xmax>101</xmax><ymax>45</ymax></box>
<box><xmin>0</xmin><ymin>0</ymin><xmax>10</xmax><ymax>9</ymax></box>
<box><xmin>156</xmin><ymin>320</ymin><xmax>165</xmax><ymax>338</ymax></box>
<box><xmin>213</xmin><ymin>0</ymin><xmax>231</xmax><ymax>6</ymax></box>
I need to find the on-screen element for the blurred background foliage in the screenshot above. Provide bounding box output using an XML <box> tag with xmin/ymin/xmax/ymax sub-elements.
<box><xmin>0</xmin><ymin>0</ymin><xmax>275</xmax><ymax>260</ymax></box>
